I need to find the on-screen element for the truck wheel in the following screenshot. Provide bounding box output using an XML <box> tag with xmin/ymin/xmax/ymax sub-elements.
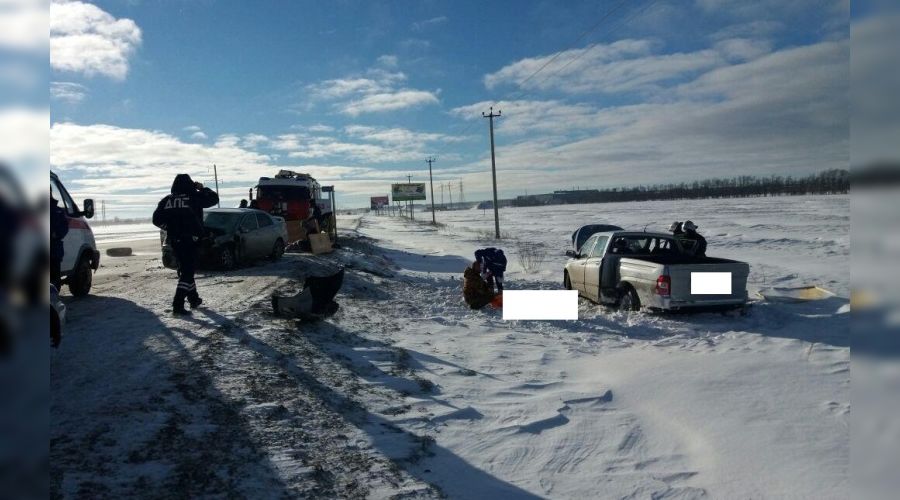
<box><xmin>271</xmin><ymin>238</ymin><xmax>285</xmax><ymax>261</ymax></box>
<box><xmin>617</xmin><ymin>285</ymin><xmax>640</xmax><ymax>312</ymax></box>
<box><xmin>563</xmin><ymin>271</ymin><xmax>572</xmax><ymax>290</ymax></box>
<box><xmin>68</xmin><ymin>255</ymin><xmax>93</xmax><ymax>297</ymax></box>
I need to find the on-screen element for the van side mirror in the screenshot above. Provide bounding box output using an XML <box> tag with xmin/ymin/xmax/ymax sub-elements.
<box><xmin>82</xmin><ymin>199</ymin><xmax>95</xmax><ymax>219</ymax></box>
<box><xmin>565</xmin><ymin>250</ymin><xmax>578</xmax><ymax>258</ymax></box>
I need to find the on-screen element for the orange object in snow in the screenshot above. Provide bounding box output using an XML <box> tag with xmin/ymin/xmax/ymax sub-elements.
<box><xmin>490</xmin><ymin>294</ymin><xmax>503</xmax><ymax>309</ymax></box>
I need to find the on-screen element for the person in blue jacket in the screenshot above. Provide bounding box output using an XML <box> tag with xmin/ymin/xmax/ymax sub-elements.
<box><xmin>474</xmin><ymin>247</ymin><xmax>507</xmax><ymax>293</ymax></box>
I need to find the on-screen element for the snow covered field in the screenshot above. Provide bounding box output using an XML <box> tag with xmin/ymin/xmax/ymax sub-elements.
<box><xmin>92</xmin><ymin>222</ymin><xmax>160</xmax><ymax>243</ymax></box>
<box><xmin>51</xmin><ymin>195</ymin><xmax>848</xmax><ymax>499</ymax></box>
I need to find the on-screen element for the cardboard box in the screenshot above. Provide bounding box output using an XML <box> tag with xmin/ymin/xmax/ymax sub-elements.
<box><xmin>309</xmin><ymin>233</ymin><xmax>332</xmax><ymax>254</ymax></box>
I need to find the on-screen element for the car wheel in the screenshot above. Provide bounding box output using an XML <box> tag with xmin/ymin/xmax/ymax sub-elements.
<box><xmin>563</xmin><ymin>271</ymin><xmax>571</xmax><ymax>290</ymax></box>
<box><xmin>220</xmin><ymin>246</ymin><xmax>236</xmax><ymax>270</ymax></box>
<box><xmin>271</xmin><ymin>238</ymin><xmax>285</xmax><ymax>261</ymax></box>
<box><xmin>68</xmin><ymin>255</ymin><xmax>93</xmax><ymax>297</ymax></box>
<box><xmin>617</xmin><ymin>285</ymin><xmax>640</xmax><ymax>312</ymax></box>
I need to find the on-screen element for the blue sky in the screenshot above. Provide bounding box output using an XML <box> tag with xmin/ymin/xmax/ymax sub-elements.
<box><xmin>46</xmin><ymin>0</ymin><xmax>849</xmax><ymax>216</ymax></box>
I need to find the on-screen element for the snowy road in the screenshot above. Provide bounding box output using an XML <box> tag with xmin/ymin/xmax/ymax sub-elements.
<box><xmin>52</xmin><ymin>196</ymin><xmax>849</xmax><ymax>499</ymax></box>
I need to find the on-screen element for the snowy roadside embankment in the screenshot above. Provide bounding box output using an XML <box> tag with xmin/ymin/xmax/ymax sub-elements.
<box><xmin>52</xmin><ymin>196</ymin><xmax>848</xmax><ymax>499</ymax></box>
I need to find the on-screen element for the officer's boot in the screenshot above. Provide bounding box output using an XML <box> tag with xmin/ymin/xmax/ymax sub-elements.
<box><xmin>173</xmin><ymin>289</ymin><xmax>191</xmax><ymax>315</ymax></box>
<box><xmin>188</xmin><ymin>291</ymin><xmax>203</xmax><ymax>309</ymax></box>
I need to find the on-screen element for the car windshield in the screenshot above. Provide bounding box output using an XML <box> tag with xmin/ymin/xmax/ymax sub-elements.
<box><xmin>203</xmin><ymin>212</ymin><xmax>242</xmax><ymax>232</ymax></box>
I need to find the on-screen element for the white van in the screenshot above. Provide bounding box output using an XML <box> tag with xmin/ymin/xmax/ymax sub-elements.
<box><xmin>50</xmin><ymin>171</ymin><xmax>99</xmax><ymax>296</ymax></box>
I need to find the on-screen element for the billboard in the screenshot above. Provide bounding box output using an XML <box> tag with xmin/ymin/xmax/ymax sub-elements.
<box><xmin>370</xmin><ymin>196</ymin><xmax>389</xmax><ymax>209</ymax></box>
<box><xmin>391</xmin><ymin>183</ymin><xmax>426</xmax><ymax>201</ymax></box>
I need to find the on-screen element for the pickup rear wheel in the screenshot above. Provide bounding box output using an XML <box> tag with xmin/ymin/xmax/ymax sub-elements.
<box><xmin>617</xmin><ymin>285</ymin><xmax>640</xmax><ymax>312</ymax></box>
<box><xmin>563</xmin><ymin>271</ymin><xmax>571</xmax><ymax>290</ymax></box>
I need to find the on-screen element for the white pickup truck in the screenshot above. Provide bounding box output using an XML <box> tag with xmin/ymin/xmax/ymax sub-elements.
<box><xmin>564</xmin><ymin>228</ymin><xmax>749</xmax><ymax>312</ymax></box>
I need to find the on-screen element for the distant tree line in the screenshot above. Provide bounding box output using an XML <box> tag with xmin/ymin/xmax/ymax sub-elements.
<box><xmin>512</xmin><ymin>169</ymin><xmax>849</xmax><ymax>207</ymax></box>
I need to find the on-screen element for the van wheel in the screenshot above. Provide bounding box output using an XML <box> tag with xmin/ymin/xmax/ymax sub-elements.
<box><xmin>69</xmin><ymin>255</ymin><xmax>93</xmax><ymax>297</ymax></box>
<box><xmin>563</xmin><ymin>271</ymin><xmax>572</xmax><ymax>290</ymax></box>
<box><xmin>617</xmin><ymin>285</ymin><xmax>640</xmax><ymax>312</ymax></box>
<box><xmin>271</xmin><ymin>238</ymin><xmax>285</xmax><ymax>261</ymax></box>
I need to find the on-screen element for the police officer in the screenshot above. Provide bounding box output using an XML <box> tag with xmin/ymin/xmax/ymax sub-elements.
<box><xmin>152</xmin><ymin>174</ymin><xmax>219</xmax><ymax>315</ymax></box>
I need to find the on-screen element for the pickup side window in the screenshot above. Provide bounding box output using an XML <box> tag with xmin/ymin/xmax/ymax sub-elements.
<box><xmin>589</xmin><ymin>236</ymin><xmax>609</xmax><ymax>258</ymax></box>
<box><xmin>579</xmin><ymin>234</ymin><xmax>598</xmax><ymax>256</ymax></box>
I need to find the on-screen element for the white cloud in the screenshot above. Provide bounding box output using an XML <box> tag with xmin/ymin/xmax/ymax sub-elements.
<box><xmin>451</xmin><ymin>100</ymin><xmax>602</xmax><ymax>137</ymax></box>
<box><xmin>484</xmin><ymin>39</ymin><xmax>723</xmax><ymax>95</ymax></box>
<box><xmin>376</xmin><ymin>54</ymin><xmax>398</xmax><ymax>68</ymax></box>
<box><xmin>714</xmin><ymin>38</ymin><xmax>772</xmax><ymax>61</ymax></box>
<box><xmin>183</xmin><ymin>125</ymin><xmax>202</xmax><ymax>132</ymax></box>
<box><xmin>450</xmin><ymin>39</ymin><xmax>848</xmax><ymax>198</ymax></box>
<box><xmin>242</xmin><ymin>133</ymin><xmax>268</xmax><ymax>148</ymax></box>
<box><xmin>190</xmin><ymin>131</ymin><xmax>208</xmax><ymax>141</ymax></box>
<box><xmin>306</xmin><ymin>124</ymin><xmax>334</xmax><ymax>133</ymax></box>
<box><xmin>50</xmin><ymin>0</ymin><xmax>142</xmax><ymax>80</ymax></box>
<box><xmin>50</xmin><ymin>81</ymin><xmax>88</xmax><ymax>103</ymax></box>
<box><xmin>0</xmin><ymin>0</ymin><xmax>48</xmax><ymax>52</ymax></box>
<box><xmin>340</xmin><ymin>89</ymin><xmax>438</xmax><ymax>116</ymax></box>
<box><xmin>344</xmin><ymin>125</ymin><xmax>466</xmax><ymax>144</ymax></box>
<box><xmin>411</xmin><ymin>16</ymin><xmax>447</xmax><ymax>32</ymax></box>
<box><xmin>1</xmin><ymin>106</ymin><xmax>48</xmax><ymax>167</ymax></box>
<box><xmin>49</xmin><ymin>121</ymin><xmax>437</xmax><ymax>212</ymax></box>
<box><xmin>305</xmin><ymin>64</ymin><xmax>438</xmax><ymax>115</ymax></box>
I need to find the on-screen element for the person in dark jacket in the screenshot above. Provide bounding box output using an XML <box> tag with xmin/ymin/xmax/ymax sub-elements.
<box><xmin>463</xmin><ymin>261</ymin><xmax>497</xmax><ymax>310</ymax></box>
<box><xmin>474</xmin><ymin>247</ymin><xmax>507</xmax><ymax>293</ymax></box>
<box><xmin>152</xmin><ymin>174</ymin><xmax>219</xmax><ymax>314</ymax></box>
<box><xmin>50</xmin><ymin>196</ymin><xmax>69</xmax><ymax>289</ymax></box>
<box><xmin>678</xmin><ymin>220</ymin><xmax>707</xmax><ymax>257</ymax></box>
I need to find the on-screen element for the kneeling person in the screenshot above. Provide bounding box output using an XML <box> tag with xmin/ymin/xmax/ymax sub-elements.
<box><xmin>463</xmin><ymin>261</ymin><xmax>499</xmax><ymax>310</ymax></box>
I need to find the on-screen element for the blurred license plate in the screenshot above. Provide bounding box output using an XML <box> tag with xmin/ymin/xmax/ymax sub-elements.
<box><xmin>691</xmin><ymin>272</ymin><xmax>732</xmax><ymax>294</ymax></box>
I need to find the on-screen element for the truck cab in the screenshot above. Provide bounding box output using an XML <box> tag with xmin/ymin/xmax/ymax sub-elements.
<box><xmin>51</xmin><ymin>171</ymin><xmax>99</xmax><ymax>296</ymax></box>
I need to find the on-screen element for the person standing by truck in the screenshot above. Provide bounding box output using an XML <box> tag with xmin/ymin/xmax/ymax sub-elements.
<box><xmin>679</xmin><ymin>220</ymin><xmax>707</xmax><ymax>257</ymax></box>
<box><xmin>50</xmin><ymin>195</ymin><xmax>69</xmax><ymax>290</ymax></box>
<box><xmin>152</xmin><ymin>174</ymin><xmax>219</xmax><ymax>315</ymax></box>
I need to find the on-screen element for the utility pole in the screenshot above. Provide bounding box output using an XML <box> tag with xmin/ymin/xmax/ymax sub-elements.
<box><xmin>459</xmin><ymin>178</ymin><xmax>465</xmax><ymax>206</ymax></box>
<box><xmin>426</xmin><ymin>157</ymin><xmax>436</xmax><ymax>224</ymax></box>
<box><xmin>448</xmin><ymin>181</ymin><xmax>453</xmax><ymax>210</ymax></box>
<box><xmin>440</xmin><ymin>183</ymin><xmax>444</xmax><ymax>209</ymax></box>
<box><xmin>406</xmin><ymin>174</ymin><xmax>413</xmax><ymax>220</ymax></box>
<box><xmin>482</xmin><ymin>107</ymin><xmax>502</xmax><ymax>238</ymax></box>
<box><xmin>213</xmin><ymin>164</ymin><xmax>221</xmax><ymax>208</ymax></box>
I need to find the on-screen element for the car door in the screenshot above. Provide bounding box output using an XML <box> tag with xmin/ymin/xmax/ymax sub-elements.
<box><xmin>255</xmin><ymin>212</ymin><xmax>277</xmax><ymax>253</ymax></box>
<box><xmin>238</xmin><ymin>214</ymin><xmax>262</xmax><ymax>259</ymax></box>
<box><xmin>570</xmin><ymin>234</ymin><xmax>598</xmax><ymax>292</ymax></box>
<box><xmin>582</xmin><ymin>235</ymin><xmax>609</xmax><ymax>301</ymax></box>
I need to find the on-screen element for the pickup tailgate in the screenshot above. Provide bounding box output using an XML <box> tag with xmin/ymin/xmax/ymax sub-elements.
<box><xmin>668</xmin><ymin>262</ymin><xmax>749</xmax><ymax>305</ymax></box>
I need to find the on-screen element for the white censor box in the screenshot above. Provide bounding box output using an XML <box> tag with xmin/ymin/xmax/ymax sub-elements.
<box><xmin>691</xmin><ymin>272</ymin><xmax>732</xmax><ymax>295</ymax></box>
<box><xmin>503</xmin><ymin>290</ymin><xmax>579</xmax><ymax>320</ymax></box>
